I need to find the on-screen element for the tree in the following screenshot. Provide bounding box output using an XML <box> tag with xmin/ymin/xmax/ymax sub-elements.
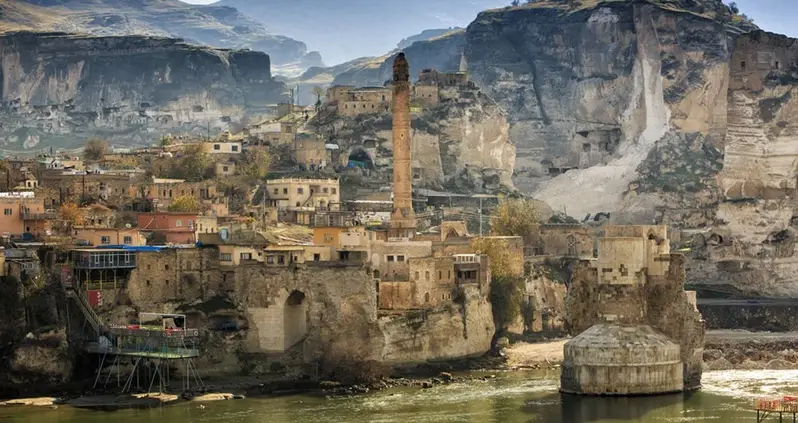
<box><xmin>58</xmin><ymin>202</ymin><xmax>84</xmax><ymax>230</ymax></box>
<box><xmin>471</xmin><ymin>237</ymin><xmax>524</xmax><ymax>279</ymax></box>
<box><xmin>510</xmin><ymin>0</ymin><xmax>519</xmax><ymax>6</ymax></box>
<box><xmin>471</xmin><ymin>236</ymin><xmax>526</xmax><ymax>333</ymax></box>
<box><xmin>83</xmin><ymin>139</ymin><xmax>109</xmax><ymax>161</ymax></box>
<box><xmin>159</xmin><ymin>135</ymin><xmax>173</xmax><ymax>151</ymax></box>
<box><xmin>240</xmin><ymin>149</ymin><xmax>272</xmax><ymax>181</ymax></box>
<box><xmin>312</xmin><ymin>86</ymin><xmax>325</xmax><ymax>111</ymax></box>
<box><xmin>168</xmin><ymin>196</ymin><xmax>201</xmax><ymax>213</ymax></box>
<box><xmin>490</xmin><ymin>198</ymin><xmax>540</xmax><ymax>244</ymax></box>
<box><xmin>179</xmin><ymin>144</ymin><xmax>212</xmax><ymax>182</ymax></box>
<box><xmin>728</xmin><ymin>1</ymin><xmax>739</xmax><ymax>14</ymax></box>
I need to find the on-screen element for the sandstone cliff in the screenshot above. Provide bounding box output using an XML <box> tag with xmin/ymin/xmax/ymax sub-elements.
<box><xmin>686</xmin><ymin>31</ymin><xmax>798</xmax><ymax>297</ymax></box>
<box><xmin>0</xmin><ymin>31</ymin><xmax>285</xmax><ymax>152</ymax></box>
<box><xmin>312</xmin><ymin>89</ymin><xmax>515</xmax><ymax>194</ymax></box>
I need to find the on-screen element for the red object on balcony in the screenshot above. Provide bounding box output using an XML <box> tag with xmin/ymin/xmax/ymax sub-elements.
<box><xmin>87</xmin><ymin>290</ymin><xmax>103</xmax><ymax>308</ymax></box>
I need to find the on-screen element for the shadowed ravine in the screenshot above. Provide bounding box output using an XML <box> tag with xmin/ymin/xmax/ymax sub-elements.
<box><xmin>2</xmin><ymin>370</ymin><xmax>795</xmax><ymax>422</ymax></box>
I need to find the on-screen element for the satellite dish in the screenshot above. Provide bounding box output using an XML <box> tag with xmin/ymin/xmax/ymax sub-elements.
<box><xmin>220</xmin><ymin>228</ymin><xmax>229</xmax><ymax>241</ymax></box>
<box><xmin>125</xmin><ymin>223</ymin><xmax>132</xmax><ymax>228</ymax></box>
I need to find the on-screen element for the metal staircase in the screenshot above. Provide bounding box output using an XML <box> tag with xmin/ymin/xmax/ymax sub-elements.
<box><xmin>66</xmin><ymin>287</ymin><xmax>102</xmax><ymax>336</ymax></box>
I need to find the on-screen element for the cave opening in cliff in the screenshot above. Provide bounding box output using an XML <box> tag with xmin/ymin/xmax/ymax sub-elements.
<box><xmin>284</xmin><ymin>290</ymin><xmax>308</xmax><ymax>351</ymax></box>
<box><xmin>347</xmin><ymin>149</ymin><xmax>374</xmax><ymax>170</ymax></box>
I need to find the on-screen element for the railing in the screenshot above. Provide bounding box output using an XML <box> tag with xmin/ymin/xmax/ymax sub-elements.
<box><xmin>107</xmin><ymin>325</ymin><xmax>200</xmax><ymax>339</ymax></box>
<box><xmin>22</xmin><ymin>212</ymin><xmax>58</xmax><ymax>220</ymax></box>
<box><xmin>755</xmin><ymin>397</ymin><xmax>798</xmax><ymax>413</ymax></box>
<box><xmin>66</xmin><ymin>288</ymin><xmax>101</xmax><ymax>336</ymax></box>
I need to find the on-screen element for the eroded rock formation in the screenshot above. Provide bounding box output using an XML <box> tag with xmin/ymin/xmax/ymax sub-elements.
<box><xmin>313</xmin><ymin>89</ymin><xmax>515</xmax><ymax>193</ymax></box>
<box><xmin>688</xmin><ymin>32</ymin><xmax>798</xmax><ymax>297</ymax></box>
<box><xmin>326</xmin><ymin>0</ymin><xmax>742</xmax><ymax>218</ymax></box>
<box><xmin>0</xmin><ymin>31</ymin><xmax>285</xmax><ymax>152</ymax></box>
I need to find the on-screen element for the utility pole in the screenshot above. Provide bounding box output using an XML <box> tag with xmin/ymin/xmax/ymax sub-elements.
<box><xmin>478</xmin><ymin>196</ymin><xmax>483</xmax><ymax>236</ymax></box>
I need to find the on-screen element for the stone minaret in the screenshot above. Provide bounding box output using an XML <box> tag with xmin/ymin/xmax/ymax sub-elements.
<box><xmin>459</xmin><ymin>52</ymin><xmax>468</xmax><ymax>74</ymax></box>
<box><xmin>390</xmin><ymin>52</ymin><xmax>416</xmax><ymax>236</ymax></box>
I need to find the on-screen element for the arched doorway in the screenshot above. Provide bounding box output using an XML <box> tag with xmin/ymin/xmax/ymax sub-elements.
<box><xmin>567</xmin><ymin>235</ymin><xmax>576</xmax><ymax>256</ymax></box>
<box><xmin>283</xmin><ymin>290</ymin><xmax>307</xmax><ymax>350</ymax></box>
<box><xmin>347</xmin><ymin>148</ymin><xmax>374</xmax><ymax>170</ymax></box>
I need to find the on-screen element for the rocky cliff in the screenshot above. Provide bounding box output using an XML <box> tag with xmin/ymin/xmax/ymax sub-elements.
<box><xmin>312</xmin><ymin>88</ymin><xmax>515</xmax><ymax>194</ymax></box>
<box><xmin>0</xmin><ymin>31</ymin><xmax>285</xmax><ymax>152</ymax></box>
<box><xmin>323</xmin><ymin>0</ymin><xmax>750</xmax><ymax>218</ymax></box>
<box><xmin>1</xmin><ymin>0</ymin><xmax>321</xmax><ymax>71</ymax></box>
<box><xmin>686</xmin><ymin>31</ymin><xmax>798</xmax><ymax>297</ymax></box>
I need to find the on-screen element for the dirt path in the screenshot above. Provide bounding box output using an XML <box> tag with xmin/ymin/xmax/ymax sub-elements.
<box><xmin>504</xmin><ymin>339</ymin><xmax>567</xmax><ymax>369</ymax></box>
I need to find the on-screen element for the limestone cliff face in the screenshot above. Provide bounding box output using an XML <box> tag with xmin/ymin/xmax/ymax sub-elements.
<box><xmin>0</xmin><ymin>31</ymin><xmax>286</xmax><ymax>151</ymax></box>
<box><xmin>327</xmin><ymin>1</ymin><xmax>740</xmax><ymax>218</ymax></box>
<box><xmin>314</xmin><ymin>90</ymin><xmax>515</xmax><ymax>193</ymax></box>
<box><xmin>687</xmin><ymin>32</ymin><xmax>798</xmax><ymax>297</ymax></box>
<box><xmin>467</xmin><ymin>2</ymin><xmax>733</xmax><ymax>218</ymax></box>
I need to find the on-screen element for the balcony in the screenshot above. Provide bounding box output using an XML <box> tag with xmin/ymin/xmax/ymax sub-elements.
<box><xmin>3</xmin><ymin>249</ymin><xmax>36</xmax><ymax>259</ymax></box>
<box><xmin>72</xmin><ymin>250</ymin><xmax>137</xmax><ymax>269</ymax></box>
<box><xmin>23</xmin><ymin>211</ymin><xmax>58</xmax><ymax>221</ymax></box>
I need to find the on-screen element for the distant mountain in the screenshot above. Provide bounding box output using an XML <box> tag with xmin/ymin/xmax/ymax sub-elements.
<box><xmin>1</xmin><ymin>0</ymin><xmax>324</xmax><ymax>72</ymax></box>
<box><xmin>397</xmin><ymin>27</ymin><xmax>462</xmax><ymax>50</ymax></box>
<box><xmin>214</xmin><ymin>0</ymin><xmax>506</xmax><ymax>65</ymax></box>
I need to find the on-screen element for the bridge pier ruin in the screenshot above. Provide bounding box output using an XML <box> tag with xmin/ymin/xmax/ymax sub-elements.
<box><xmin>560</xmin><ymin>225</ymin><xmax>704</xmax><ymax>396</ymax></box>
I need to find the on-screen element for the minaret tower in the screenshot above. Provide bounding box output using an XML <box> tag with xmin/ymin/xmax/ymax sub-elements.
<box><xmin>390</xmin><ymin>52</ymin><xmax>416</xmax><ymax>237</ymax></box>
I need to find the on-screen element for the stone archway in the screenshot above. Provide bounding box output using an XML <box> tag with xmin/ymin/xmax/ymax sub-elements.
<box><xmin>283</xmin><ymin>290</ymin><xmax>307</xmax><ymax>350</ymax></box>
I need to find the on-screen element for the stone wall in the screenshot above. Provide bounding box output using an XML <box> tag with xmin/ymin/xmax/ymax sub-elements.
<box><xmin>98</xmin><ymin>252</ymin><xmax>494</xmax><ymax>376</ymax></box>
<box><xmin>565</xmin><ymin>252</ymin><xmax>704</xmax><ymax>390</ymax></box>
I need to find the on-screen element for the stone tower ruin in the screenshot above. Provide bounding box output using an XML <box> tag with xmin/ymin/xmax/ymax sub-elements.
<box><xmin>389</xmin><ymin>52</ymin><xmax>417</xmax><ymax>237</ymax></box>
<box><xmin>560</xmin><ymin>225</ymin><xmax>704</xmax><ymax>396</ymax></box>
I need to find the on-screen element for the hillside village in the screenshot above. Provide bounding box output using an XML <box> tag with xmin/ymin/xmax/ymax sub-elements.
<box><xmin>0</xmin><ymin>51</ymin><xmax>693</xmax><ymax>392</ymax></box>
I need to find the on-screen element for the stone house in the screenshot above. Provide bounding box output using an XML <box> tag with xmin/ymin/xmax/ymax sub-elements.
<box><xmin>215</xmin><ymin>162</ymin><xmax>236</xmax><ymax>177</ymax></box>
<box><xmin>337</xmin><ymin>87</ymin><xmax>392</xmax><ymax>117</ymax></box>
<box><xmin>534</xmin><ymin>224</ymin><xmax>594</xmax><ymax>257</ymax></box>
<box><xmin>0</xmin><ymin>194</ymin><xmax>46</xmax><ymax>236</ymax></box>
<box><xmin>137</xmin><ymin>212</ymin><xmax>201</xmax><ymax>244</ymax></box>
<box><xmin>412</xmin><ymin>84</ymin><xmax>439</xmax><ymax>108</ymax></box>
<box><xmin>38</xmin><ymin>171</ymin><xmax>133</xmax><ymax>206</ymax></box>
<box><xmin>73</xmin><ymin>227</ymin><xmax>146</xmax><ymax>246</ymax></box>
<box><xmin>201</xmin><ymin>141</ymin><xmax>242</xmax><ymax>154</ymax></box>
<box><xmin>293</xmin><ymin>134</ymin><xmax>327</xmax><ymax>170</ymax></box>
<box><xmin>264</xmin><ymin>178</ymin><xmax>340</xmax><ymax>211</ymax></box>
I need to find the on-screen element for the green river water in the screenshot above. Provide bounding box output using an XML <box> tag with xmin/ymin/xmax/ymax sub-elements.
<box><xmin>2</xmin><ymin>370</ymin><xmax>796</xmax><ymax>423</ymax></box>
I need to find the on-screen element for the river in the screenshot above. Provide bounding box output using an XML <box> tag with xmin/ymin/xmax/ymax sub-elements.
<box><xmin>3</xmin><ymin>370</ymin><xmax>797</xmax><ymax>423</ymax></box>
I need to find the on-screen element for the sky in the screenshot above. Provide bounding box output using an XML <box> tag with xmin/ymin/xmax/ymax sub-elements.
<box><xmin>728</xmin><ymin>0</ymin><xmax>797</xmax><ymax>38</ymax></box>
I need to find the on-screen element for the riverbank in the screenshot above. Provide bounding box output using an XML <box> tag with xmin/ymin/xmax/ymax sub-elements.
<box><xmin>5</xmin><ymin>330</ymin><xmax>798</xmax><ymax>408</ymax></box>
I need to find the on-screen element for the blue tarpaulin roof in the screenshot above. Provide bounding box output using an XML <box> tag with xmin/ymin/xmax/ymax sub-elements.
<box><xmin>95</xmin><ymin>245</ymin><xmax>164</xmax><ymax>252</ymax></box>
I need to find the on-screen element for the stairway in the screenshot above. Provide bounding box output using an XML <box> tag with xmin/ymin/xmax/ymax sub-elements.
<box><xmin>66</xmin><ymin>288</ymin><xmax>102</xmax><ymax>336</ymax></box>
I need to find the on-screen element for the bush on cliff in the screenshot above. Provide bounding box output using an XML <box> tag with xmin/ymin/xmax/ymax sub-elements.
<box><xmin>490</xmin><ymin>275</ymin><xmax>524</xmax><ymax>333</ymax></box>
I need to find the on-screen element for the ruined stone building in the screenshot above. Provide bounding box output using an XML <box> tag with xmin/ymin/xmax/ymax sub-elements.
<box><xmin>561</xmin><ymin>225</ymin><xmax>704</xmax><ymax>396</ymax></box>
<box><xmin>38</xmin><ymin>170</ymin><xmax>134</xmax><ymax>206</ymax></box>
<box><xmin>337</xmin><ymin>87</ymin><xmax>392</xmax><ymax>117</ymax></box>
<box><xmin>293</xmin><ymin>134</ymin><xmax>327</xmax><ymax>170</ymax></box>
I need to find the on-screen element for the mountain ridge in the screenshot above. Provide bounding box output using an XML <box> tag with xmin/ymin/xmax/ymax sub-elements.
<box><xmin>0</xmin><ymin>0</ymin><xmax>323</xmax><ymax>72</ymax></box>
